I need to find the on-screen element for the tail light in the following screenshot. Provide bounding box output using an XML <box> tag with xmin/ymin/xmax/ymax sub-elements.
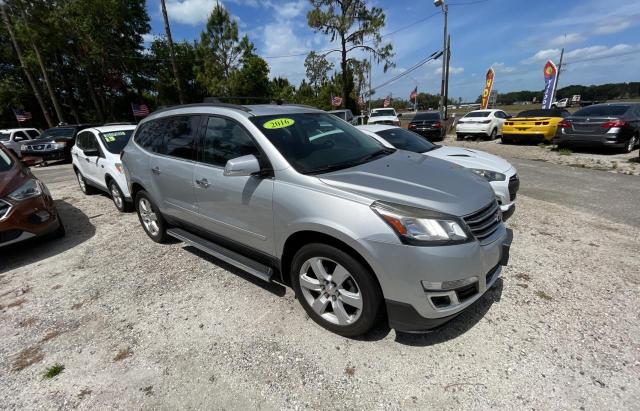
<box><xmin>601</xmin><ymin>120</ymin><xmax>627</xmax><ymax>128</ymax></box>
<box><xmin>505</xmin><ymin>122</ymin><xmax>513</xmax><ymax>126</ymax></box>
<box><xmin>432</xmin><ymin>122</ymin><xmax>442</xmax><ymax>128</ymax></box>
<box><xmin>534</xmin><ymin>122</ymin><xmax>550</xmax><ymax>126</ymax></box>
<box><xmin>558</xmin><ymin>120</ymin><xmax>571</xmax><ymax>128</ymax></box>
<box><xmin>480</xmin><ymin>120</ymin><xmax>491</xmax><ymax>124</ymax></box>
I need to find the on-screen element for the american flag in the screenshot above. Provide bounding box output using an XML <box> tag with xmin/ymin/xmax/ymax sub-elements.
<box><xmin>331</xmin><ymin>95</ymin><xmax>343</xmax><ymax>107</ymax></box>
<box><xmin>383</xmin><ymin>95</ymin><xmax>391</xmax><ymax>108</ymax></box>
<box><xmin>131</xmin><ymin>103</ymin><xmax>150</xmax><ymax>117</ymax></box>
<box><xmin>409</xmin><ymin>87</ymin><xmax>417</xmax><ymax>101</ymax></box>
<box><xmin>13</xmin><ymin>109</ymin><xmax>32</xmax><ymax>122</ymax></box>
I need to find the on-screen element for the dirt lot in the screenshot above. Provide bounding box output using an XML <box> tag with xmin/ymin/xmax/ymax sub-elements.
<box><xmin>1</xmin><ymin>164</ymin><xmax>639</xmax><ymax>409</ymax></box>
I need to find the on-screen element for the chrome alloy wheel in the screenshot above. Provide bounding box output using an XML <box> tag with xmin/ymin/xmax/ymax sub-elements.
<box><xmin>627</xmin><ymin>136</ymin><xmax>637</xmax><ymax>153</ymax></box>
<box><xmin>110</xmin><ymin>184</ymin><xmax>123</xmax><ymax>209</ymax></box>
<box><xmin>298</xmin><ymin>257</ymin><xmax>363</xmax><ymax>325</ymax></box>
<box><xmin>138</xmin><ymin>198</ymin><xmax>159</xmax><ymax>236</ymax></box>
<box><xmin>77</xmin><ymin>172</ymin><xmax>86</xmax><ymax>193</ymax></box>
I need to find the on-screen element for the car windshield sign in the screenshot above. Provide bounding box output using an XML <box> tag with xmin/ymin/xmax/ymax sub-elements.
<box><xmin>251</xmin><ymin>113</ymin><xmax>392</xmax><ymax>174</ymax></box>
<box><xmin>100</xmin><ymin>129</ymin><xmax>134</xmax><ymax>154</ymax></box>
<box><xmin>371</xmin><ymin>109</ymin><xmax>395</xmax><ymax>117</ymax></box>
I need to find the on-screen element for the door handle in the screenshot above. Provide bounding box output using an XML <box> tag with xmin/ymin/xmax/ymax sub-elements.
<box><xmin>195</xmin><ymin>178</ymin><xmax>210</xmax><ymax>188</ymax></box>
<box><xmin>152</xmin><ymin>167</ymin><xmax>161</xmax><ymax>175</ymax></box>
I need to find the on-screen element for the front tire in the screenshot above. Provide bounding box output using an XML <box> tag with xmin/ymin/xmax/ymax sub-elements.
<box><xmin>624</xmin><ymin>135</ymin><xmax>637</xmax><ymax>153</ymax></box>
<box><xmin>135</xmin><ymin>190</ymin><xmax>168</xmax><ymax>243</ymax></box>
<box><xmin>291</xmin><ymin>243</ymin><xmax>382</xmax><ymax>337</ymax></box>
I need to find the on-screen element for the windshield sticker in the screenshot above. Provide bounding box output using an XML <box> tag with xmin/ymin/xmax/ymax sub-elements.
<box><xmin>263</xmin><ymin>118</ymin><xmax>295</xmax><ymax>129</ymax></box>
<box><xmin>102</xmin><ymin>131</ymin><xmax>126</xmax><ymax>142</ymax></box>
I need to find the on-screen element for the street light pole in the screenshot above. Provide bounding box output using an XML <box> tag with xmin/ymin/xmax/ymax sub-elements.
<box><xmin>435</xmin><ymin>0</ymin><xmax>448</xmax><ymax>118</ymax></box>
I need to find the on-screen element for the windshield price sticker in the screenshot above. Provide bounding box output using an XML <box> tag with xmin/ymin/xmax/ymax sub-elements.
<box><xmin>263</xmin><ymin>118</ymin><xmax>295</xmax><ymax>129</ymax></box>
<box><xmin>103</xmin><ymin>131</ymin><xmax>126</xmax><ymax>142</ymax></box>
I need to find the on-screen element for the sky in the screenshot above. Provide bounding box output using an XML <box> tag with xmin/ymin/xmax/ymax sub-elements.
<box><xmin>144</xmin><ymin>0</ymin><xmax>640</xmax><ymax>102</ymax></box>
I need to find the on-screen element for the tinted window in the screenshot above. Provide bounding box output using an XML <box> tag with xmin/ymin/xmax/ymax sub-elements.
<box><xmin>75</xmin><ymin>132</ymin><xmax>88</xmax><ymax>149</ymax></box>
<box><xmin>81</xmin><ymin>132</ymin><xmax>99</xmax><ymax>152</ymax></box>
<box><xmin>0</xmin><ymin>132</ymin><xmax>10</xmax><ymax>141</ymax></box>
<box><xmin>26</xmin><ymin>130</ymin><xmax>40</xmax><ymax>138</ymax></box>
<box><xmin>330</xmin><ymin>111</ymin><xmax>347</xmax><ymax>120</ymax></box>
<box><xmin>250</xmin><ymin>113</ymin><xmax>389</xmax><ymax>174</ymax></box>
<box><xmin>464</xmin><ymin>111</ymin><xmax>490</xmax><ymax>118</ymax></box>
<box><xmin>573</xmin><ymin>105</ymin><xmax>630</xmax><ymax>117</ymax></box>
<box><xmin>40</xmin><ymin>127</ymin><xmax>75</xmax><ymax>139</ymax></box>
<box><xmin>202</xmin><ymin>117</ymin><xmax>260</xmax><ymax>167</ymax></box>
<box><xmin>0</xmin><ymin>148</ymin><xmax>13</xmax><ymax>171</ymax></box>
<box><xmin>413</xmin><ymin>112</ymin><xmax>441</xmax><ymax>120</ymax></box>
<box><xmin>135</xmin><ymin>119</ymin><xmax>168</xmax><ymax>153</ymax></box>
<box><xmin>100</xmin><ymin>129</ymin><xmax>134</xmax><ymax>154</ymax></box>
<box><xmin>13</xmin><ymin>131</ymin><xmax>28</xmax><ymax>141</ymax></box>
<box><xmin>376</xmin><ymin>128</ymin><xmax>436</xmax><ymax>153</ymax></box>
<box><xmin>370</xmin><ymin>109</ymin><xmax>395</xmax><ymax>117</ymax></box>
<box><xmin>165</xmin><ymin>116</ymin><xmax>199</xmax><ymax>160</ymax></box>
<box><xmin>516</xmin><ymin>109</ymin><xmax>566</xmax><ymax>118</ymax></box>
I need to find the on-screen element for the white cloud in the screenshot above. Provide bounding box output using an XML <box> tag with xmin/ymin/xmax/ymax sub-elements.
<box><xmin>523</xmin><ymin>43</ymin><xmax>640</xmax><ymax>65</ymax></box>
<box><xmin>274</xmin><ymin>1</ymin><xmax>307</xmax><ymax>19</ymax></box>
<box><xmin>164</xmin><ymin>0</ymin><xmax>218</xmax><ymax>25</ymax></box>
<box><xmin>142</xmin><ymin>33</ymin><xmax>157</xmax><ymax>44</ymax></box>
<box><xmin>594</xmin><ymin>19</ymin><xmax>632</xmax><ymax>35</ymax></box>
<box><xmin>492</xmin><ymin>62</ymin><xmax>516</xmax><ymax>74</ymax></box>
<box><xmin>548</xmin><ymin>33</ymin><xmax>585</xmax><ymax>47</ymax></box>
<box><xmin>522</xmin><ymin>48</ymin><xmax>562</xmax><ymax>64</ymax></box>
<box><xmin>436</xmin><ymin>66</ymin><xmax>464</xmax><ymax>75</ymax></box>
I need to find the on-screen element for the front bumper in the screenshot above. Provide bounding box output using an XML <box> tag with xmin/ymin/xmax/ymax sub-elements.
<box><xmin>361</xmin><ymin>225</ymin><xmax>511</xmax><ymax>332</ymax></box>
<box><xmin>490</xmin><ymin>168</ymin><xmax>519</xmax><ymax>214</ymax></box>
<box><xmin>0</xmin><ymin>191</ymin><xmax>60</xmax><ymax>247</ymax></box>
<box><xmin>21</xmin><ymin>147</ymin><xmax>69</xmax><ymax>161</ymax></box>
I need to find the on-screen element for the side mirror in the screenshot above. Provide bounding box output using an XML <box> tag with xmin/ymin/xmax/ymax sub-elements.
<box><xmin>14</xmin><ymin>136</ymin><xmax>24</xmax><ymax>142</ymax></box>
<box><xmin>83</xmin><ymin>148</ymin><xmax>100</xmax><ymax>157</ymax></box>
<box><xmin>397</xmin><ymin>113</ymin><xmax>403</xmax><ymax>118</ymax></box>
<box><xmin>224</xmin><ymin>154</ymin><xmax>261</xmax><ymax>177</ymax></box>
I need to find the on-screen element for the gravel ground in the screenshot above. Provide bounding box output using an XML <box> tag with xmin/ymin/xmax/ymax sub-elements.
<box><xmin>1</xmin><ymin>168</ymin><xmax>639</xmax><ymax>410</ymax></box>
<box><xmin>444</xmin><ymin>133</ymin><xmax>640</xmax><ymax>176</ymax></box>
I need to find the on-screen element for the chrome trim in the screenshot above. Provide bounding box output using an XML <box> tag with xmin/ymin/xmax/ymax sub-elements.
<box><xmin>0</xmin><ymin>198</ymin><xmax>12</xmax><ymax>221</ymax></box>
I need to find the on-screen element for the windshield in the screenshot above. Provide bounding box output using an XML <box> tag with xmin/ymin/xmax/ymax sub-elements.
<box><xmin>370</xmin><ymin>109</ymin><xmax>395</xmax><ymax>117</ymax></box>
<box><xmin>516</xmin><ymin>109</ymin><xmax>566</xmax><ymax>118</ymax></box>
<box><xmin>376</xmin><ymin>128</ymin><xmax>437</xmax><ymax>153</ymax></box>
<box><xmin>464</xmin><ymin>111</ymin><xmax>490</xmax><ymax>118</ymax></box>
<box><xmin>413</xmin><ymin>112</ymin><xmax>440</xmax><ymax>120</ymax></box>
<box><xmin>0</xmin><ymin>148</ymin><xmax>13</xmax><ymax>171</ymax></box>
<box><xmin>0</xmin><ymin>132</ymin><xmax>10</xmax><ymax>141</ymax></box>
<box><xmin>40</xmin><ymin>127</ymin><xmax>75</xmax><ymax>140</ymax></box>
<box><xmin>250</xmin><ymin>113</ymin><xmax>391</xmax><ymax>174</ymax></box>
<box><xmin>573</xmin><ymin>105</ymin><xmax>630</xmax><ymax>117</ymax></box>
<box><xmin>100</xmin><ymin>129</ymin><xmax>134</xmax><ymax>154</ymax></box>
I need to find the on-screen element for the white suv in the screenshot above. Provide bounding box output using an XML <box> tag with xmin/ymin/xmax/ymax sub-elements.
<box><xmin>71</xmin><ymin>125</ymin><xmax>135</xmax><ymax>211</ymax></box>
<box><xmin>456</xmin><ymin>109</ymin><xmax>509</xmax><ymax>140</ymax></box>
<box><xmin>0</xmin><ymin>128</ymin><xmax>40</xmax><ymax>157</ymax></box>
<box><xmin>367</xmin><ymin>108</ymin><xmax>401</xmax><ymax>126</ymax></box>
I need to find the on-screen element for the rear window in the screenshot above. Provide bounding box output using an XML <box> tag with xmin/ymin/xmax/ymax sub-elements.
<box><xmin>413</xmin><ymin>112</ymin><xmax>440</xmax><ymax>120</ymax></box>
<box><xmin>40</xmin><ymin>127</ymin><xmax>76</xmax><ymax>139</ymax></box>
<box><xmin>330</xmin><ymin>111</ymin><xmax>347</xmax><ymax>120</ymax></box>
<box><xmin>573</xmin><ymin>105</ymin><xmax>630</xmax><ymax>117</ymax></box>
<box><xmin>516</xmin><ymin>109</ymin><xmax>567</xmax><ymax>118</ymax></box>
<box><xmin>463</xmin><ymin>111</ymin><xmax>490</xmax><ymax>118</ymax></box>
<box><xmin>376</xmin><ymin>128</ymin><xmax>436</xmax><ymax>153</ymax></box>
<box><xmin>100</xmin><ymin>129</ymin><xmax>134</xmax><ymax>154</ymax></box>
<box><xmin>0</xmin><ymin>148</ymin><xmax>13</xmax><ymax>171</ymax></box>
<box><xmin>0</xmin><ymin>132</ymin><xmax>10</xmax><ymax>141</ymax></box>
<box><xmin>370</xmin><ymin>109</ymin><xmax>395</xmax><ymax>117</ymax></box>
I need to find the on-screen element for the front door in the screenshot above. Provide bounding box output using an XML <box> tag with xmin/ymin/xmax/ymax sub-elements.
<box><xmin>75</xmin><ymin>131</ymin><xmax>103</xmax><ymax>187</ymax></box>
<box><xmin>193</xmin><ymin>116</ymin><xmax>274</xmax><ymax>255</ymax></box>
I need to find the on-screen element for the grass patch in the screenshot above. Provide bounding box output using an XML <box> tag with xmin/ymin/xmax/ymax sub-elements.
<box><xmin>43</xmin><ymin>363</ymin><xmax>64</xmax><ymax>379</ymax></box>
<box><xmin>558</xmin><ymin>148</ymin><xmax>572</xmax><ymax>156</ymax></box>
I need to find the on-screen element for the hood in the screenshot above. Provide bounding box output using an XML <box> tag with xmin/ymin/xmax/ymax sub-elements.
<box><xmin>0</xmin><ymin>161</ymin><xmax>31</xmax><ymax>197</ymax></box>
<box><xmin>319</xmin><ymin>150</ymin><xmax>495</xmax><ymax>217</ymax></box>
<box><xmin>368</xmin><ymin>116</ymin><xmax>398</xmax><ymax>123</ymax></box>
<box><xmin>425</xmin><ymin>146</ymin><xmax>513</xmax><ymax>173</ymax></box>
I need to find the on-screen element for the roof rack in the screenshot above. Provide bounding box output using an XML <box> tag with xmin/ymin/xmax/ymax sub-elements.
<box><xmin>153</xmin><ymin>102</ymin><xmax>252</xmax><ymax>115</ymax></box>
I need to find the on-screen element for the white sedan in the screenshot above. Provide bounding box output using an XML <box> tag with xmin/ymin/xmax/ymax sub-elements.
<box><xmin>71</xmin><ymin>125</ymin><xmax>136</xmax><ymax>212</ymax></box>
<box><xmin>455</xmin><ymin>109</ymin><xmax>509</xmax><ymax>140</ymax></box>
<box><xmin>358</xmin><ymin>124</ymin><xmax>519</xmax><ymax>215</ymax></box>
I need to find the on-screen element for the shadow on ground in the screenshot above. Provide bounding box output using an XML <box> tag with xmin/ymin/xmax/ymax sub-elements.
<box><xmin>0</xmin><ymin>200</ymin><xmax>95</xmax><ymax>274</ymax></box>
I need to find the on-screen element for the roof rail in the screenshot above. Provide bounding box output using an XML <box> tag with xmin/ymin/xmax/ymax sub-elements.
<box><xmin>153</xmin><ymin>102</ymin><xmax>252</xmax><ymax>115</ymax></box>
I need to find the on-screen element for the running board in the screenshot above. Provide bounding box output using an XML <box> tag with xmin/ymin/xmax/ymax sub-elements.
<box><xmin>167</xmin><ymin>228</ymin><xmax>273</xmax><ymax>283</ymax></box>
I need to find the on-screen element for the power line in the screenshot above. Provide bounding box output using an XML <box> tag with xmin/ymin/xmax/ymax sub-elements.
<box><xmin>368</xmin><ymin>51</ymin><xmax>443</xmax><ymax>95</ymax></box>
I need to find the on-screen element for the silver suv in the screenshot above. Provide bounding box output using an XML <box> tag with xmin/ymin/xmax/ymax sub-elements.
<box><xmin>122</xmin><ymin>103</ymin><xmax>511</xmax><ymax>336</ymax></box>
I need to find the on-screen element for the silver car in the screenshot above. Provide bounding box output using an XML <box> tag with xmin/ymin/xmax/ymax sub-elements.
<box><xmin>122</xmin><ymin>103</ymin><xmax>511</xmax><ymax>336</ymax></box>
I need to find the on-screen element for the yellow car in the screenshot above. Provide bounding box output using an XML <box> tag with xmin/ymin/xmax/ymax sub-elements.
<box><xmin>501</xmin><ymin>108</ymin><xmax>570</xmax><ymax>143</ymax></box>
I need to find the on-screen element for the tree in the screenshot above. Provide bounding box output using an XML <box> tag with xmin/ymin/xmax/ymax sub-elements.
<box><xmin>307</xmin><ymin>0</ymin><xmax>393</xmax><ymax>108</ymax></box>
<box><xmin>270</xmin><ymin>76</ymin><xmax>296</xmax><ymax>102</ymax></box>
<box><xmin>228</xmin><ymin>55</ymin><xmax>270</xmax><ymax>101</ymax></box>
<box><xmin>149</xmin><ymin>39</ymin><xmax>205</xmax><ymax>105</ymax></box>
<box><xmin>160</xmin><ymin>0</ymin><xmax>185</xmax><ymax>104</ymax></box>
<box><xmin>196</xmin><ymin>3</ymin><xmax>254</xmax><ymax>96</ymax></box>
<box><xmin>304</xmin><ymin>51</ymin><xmax>333</xmax><ymax>92</ymax></box>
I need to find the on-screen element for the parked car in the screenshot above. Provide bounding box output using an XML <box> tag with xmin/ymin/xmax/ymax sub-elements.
<box><xmin>122</xmin><ymin>103</ymin><xmax>511</xmax><ymax>336</ymax></box>
<box><xmin>408</xmin><ymin>111</ymin><xmax>446</xmax><ymax>141</ymax></box>
<box><xmin>367</xmin><ymin>107</ymin><xmax>401</xmax><ymax>126</ymax></box>
<box><xmin>20</xmin><ymin>124</ymin><xmax>98</xmax><ymax>164</ymax></box>
<box><xmin>554</xmin><ymin>103</ymin><xmax>640</xmax><ymax>153</ymax></box>
<box><xmin>328</xmin><ymin>109</ymin><xmax>356</xmax><ymax>125</ymax></box>
<box><xmin>71</xmin><ymin>125</ymin><xmax>136</xmax><ymax>211</ymax></box>
<box><xmin>0</xmin><ymin>128</ymin><xmax>40</xmax><ymax>157</ymax></box>
<box><xmin>359</xmin><ymin>124</ymin><xmax>519</xmax><ymax>215</ymax></box>
<box><xmin>501</xmin><ymin>108</ymin><xmax>570</xmax><ymax>144</ymax></box>
<box><xmin>455</xmin><ymin>109</ymin><xmax>509</xmax><ymax>141</ymax></box>
<box><xmin>0</xmin><ymin>144</ymin><xmax>64</xmax><ymax>247</ymax></box>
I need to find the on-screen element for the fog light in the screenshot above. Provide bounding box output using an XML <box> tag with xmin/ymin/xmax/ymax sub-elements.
<box><xmin>422</xmin><ymin>276</ymin><xmax>478</xmax><ymax>291</ymax></box>
<box><xmin>29</xmin><ymin>210</ymin><xmax>51</xmax><ymax>224</ymax></box>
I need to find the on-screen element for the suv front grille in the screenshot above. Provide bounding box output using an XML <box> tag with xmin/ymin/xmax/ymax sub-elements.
<box><xmin>463</xmin><ymin>201</ymin><xmax>501</xmax><ymax>241</ymax></box>
<box><xmin>0</xmin><ymin>199</ymin><xmax>11</xmax><ymax>220</ymax></box>
<box><xmin>508</xmin><ymin>174</ymin><xmax>519</xmax><ymax>201</ymax></box>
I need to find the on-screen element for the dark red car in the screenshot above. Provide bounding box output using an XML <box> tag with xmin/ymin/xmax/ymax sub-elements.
<box><xmin>0</xmin><ymin>144</ymin><xmax>64</xmax><ymax>247</ymax></box>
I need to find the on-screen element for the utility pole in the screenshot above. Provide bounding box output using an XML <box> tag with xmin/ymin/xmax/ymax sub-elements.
<box><xmin>444</xmin><ymin>34</ymin><xmax>451</xmax><ymax>119</ymax></box>
<box><xmin>435</xmin><ymin>0</ymin><xmax>448</xmax><ymax>117</ymax></box>
<box><xmin>0</xmin><ymin>3</ymin><xmax>53</xmax><ymax>127</ymax></box>
<box><xmin>552</xmin><ymin>47</ymin><xmax>564</xmax><ymax>100</ymax></box>
<box><xmin>160</xmin><ymin>0</ymin><xmax>185</xmax><ymax>104</ymax></box>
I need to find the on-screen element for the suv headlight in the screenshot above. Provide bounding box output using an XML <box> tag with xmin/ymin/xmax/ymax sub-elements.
<box><xmin>8</xmin><ymin>178</ymin><xmax>42</xmax><ymax>201</ymax></box>
<box><xmin>371</xmin><ymin>201</ymin><xmax>470</xmax><ymax>246</ymax></box>
<box><xmin>470</xmin><ymin>169</ymin><xmax>506</xmax><ymax>182</ymax></box>
<box><xmin>51</xmin><ymin>141</ymin><xmax>67</xmax><ymax>149</ymax></box>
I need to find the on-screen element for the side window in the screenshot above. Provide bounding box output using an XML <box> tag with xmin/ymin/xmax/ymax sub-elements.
<box><xmin>164</xmin><ymin>115</ymin><xmax>199</xmax><ymax>160</ymax></box>
<box><xmin>135</xmin><ymin>119</ymin><xmax>168</xmax><ymax>154</ymax></box>
<box><xmin>13</xmin><ymin>131</ymin><xmax>28</xmax><ymax>141</ymax></box>
<box><xmin>75</xmin><ymin>132</ymin><xmax>85</xmax><ymax>149</ymax></box>
<box><xmin>201</xmin><ymin>117</ymin><xmax>260</xmax><ymax>167</ymax></box>
<box><xmin>26</xmin><ymin>130</ymin><xmax>40</xmax><ymax>139</ymax></box>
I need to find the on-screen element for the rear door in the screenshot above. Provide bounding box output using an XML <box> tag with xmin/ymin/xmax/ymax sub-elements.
<box><xmin>148</xmin><ymin>115</ymin><xmax>201</xmax><ymax>225</ymax></box>
<box><xmin>193</xmin><ymin>116</ymin><xmax>274</xmax><ymax>255</ymax></box>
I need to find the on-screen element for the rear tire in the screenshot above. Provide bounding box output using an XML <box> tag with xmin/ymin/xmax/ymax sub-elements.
<box><xmin>291</xmin><ymin>243</ymin><xmax>382</xmax><ymax>337</ymax></box>
<box><xmin>501</xmin><ymin>136</ymin><xmax>512</xmax><ymax>144</ymax></box>
<box><xmin>456</xmin><ymin>133</ymin><xmax>464</xmax><ymax>141</ymax></box>
<box><xmin>135</xmin><ymin>190</ymin><xmax>168</xmax><ymax>243</ymax></box>
<box><xmin>76</xmin><ymin>170</ymin><xmax>96</xmax><ymax>195</ymax></box>
<box><xmin>108</xmin><ymin>180</ymin><xmax>132</xmax><ymax>212</ymax></box>
<box><xmin>488</xmin><ymin>128</ymin><xmax>497</xmax><ymax>140</ymax></box>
